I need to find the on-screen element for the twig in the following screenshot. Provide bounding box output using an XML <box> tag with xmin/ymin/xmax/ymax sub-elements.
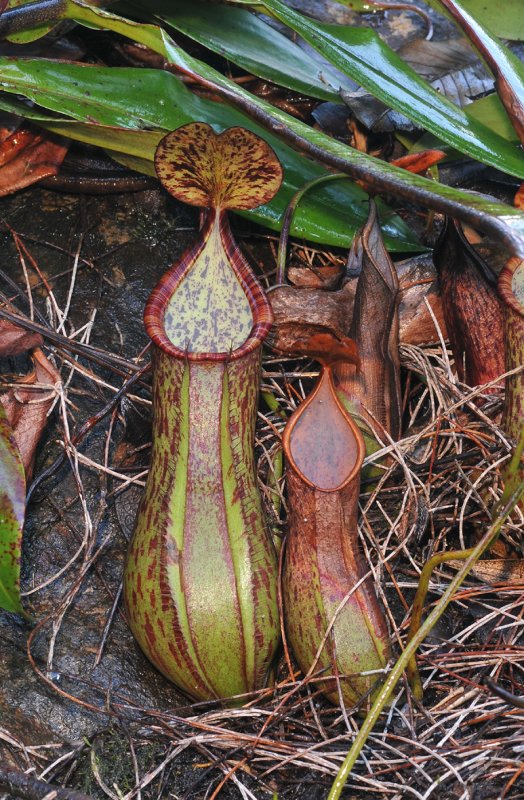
<box><xmin>0</xmin><ymin>306</ymin><xmax>146</xmax><ymax>379</ymax></box>
<box><xmin>0</xmin><ymin>766</ymin><xmax>95</xmax><ymax>800</ymax></box>
<box><xmin>27</xmin><ymin>360</ymin><xmax>150</xmax><ymax>501</ymax></box>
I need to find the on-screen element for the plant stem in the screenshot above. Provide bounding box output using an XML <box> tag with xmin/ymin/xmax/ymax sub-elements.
<box><xmin>0</xmin><ymin>0</ymin><xmax>66</xmax><ymax>36</ymax></box>
<box><xmin>276</xmin><ymin>173</ymin><xmax>346</xmax><ymax>284</ymax></box>
<box><xmin>405</xmin><ymin>546</ymin><xmax>474</xmax><ymax>698</ymax></box>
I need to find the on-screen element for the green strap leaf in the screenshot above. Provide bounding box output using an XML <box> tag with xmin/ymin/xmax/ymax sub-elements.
<box><xmin>0</xmin><ymin>59</ymin><xmax>420</xmax><ymax>250</ymax></box>
<box><xmin>460</xmin><ymin>0</ymin><xmax>524</xmax><ymax>40</ymax></box>
<box><xmin>426</xmin><ymin>0</ymin><xmax>524</xmax><ymax>41</ymax></box>
<box><xmin>145</xmin><ymin>0</ymin><xmax>353</xmax><ymax>102</ymax></box>
<box><xmin>0</xmin><ymin>403</ymin><xmax>26</xmax><ymax>616</ymax></box>
<box><xmin>467</xmin><ymin>93</ymin><xmax>520</xmax><ymax>143</ymax></box>
<box><xmin>259</xmin><ymin>0</ymin><xmax>524</xmax><ymax>178</ymax></box>
<box><xmin>9</xmin><ymin>0</ymin><xmax>524</xmax><ymax>252</ymax></box>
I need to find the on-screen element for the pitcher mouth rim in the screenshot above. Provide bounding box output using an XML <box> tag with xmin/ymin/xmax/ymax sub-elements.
<box><xmin>499</xmin><ymin>257</ymin><xmax>524</xmax><ymax>318</ymax></box>
<box><xmin>144</xmin><ymin>210</ymin><xmax>273</xmax><ymax>362</ymax></box>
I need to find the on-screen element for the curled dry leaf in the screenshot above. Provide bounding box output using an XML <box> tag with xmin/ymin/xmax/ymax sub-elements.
<box><xmin>336</xmin><ymin>201</ymin><xmax>402</xmax><ymax>442</ymax></box>
<box><xmin>0</xmin><ymin>316</ymin><xmax>60</xmax><ymax>616</ymax></box>
<box><xmin>515</xmin><ymin>183</ymin><xmax>524</xmax><ymax>210</ymax></box>
<box><xmin>275</xmin><ymin>326</ymin><xmax>359</xmax><ymax>366</ymax></box>
<box><xmin>270</xmin><ymin>255</ymin><xmax>445</xmax><ymax>357</ymax></box>
<box><xmin>287</xmin><ymin>261</ymin><xmax>341</xmax><ymax>289</ymax></box>
<box><xmin>0</xmin><ymin>317</ymin><xmax>42</xmax><ymax>356</ymax></box>
<box><xmin>434</xmin><ymin>217</ymin><xmax>505</xmax><ymax>390</ymax></box>
<box><xmin>447</xmin><ymin>557</ymin><xmax>524</xmax><ymax>585</ymax></box>
<box><xmin>397</xmin><ymin>254</ymin><xmax>448</xmax><ymax>345</ymax></box>
<box><xmin>0</xmin><ymin>318</ymin><xmax>59</xmax><ymax>479</ymax></box>
<box><xmin>0</xmin><ymin>344</ymin><xmax>60</xmax><ymax>480</ymax></box>
<box><xmin>282</xmin><ymin>352</ymin><xmax>390</xmax><ymax>708</ymax></box>
<box><xmin>124</xmin><ymin>123</ymin><xmax>281</xmax><ymax>702</ymax></box>
<box><xmin>0</xmin><ymin>125</ymin><xmax>68</xmax><ymax>195</ymax></box>
<box><xmin>269</xmin><ymin>281</ymin><xmax>355</xmax><ymax>354</ymax></box>
<box><xmin>390</xmin><ymin>150</ymin><xmax>446</xmax><ymax>174</ymax></box>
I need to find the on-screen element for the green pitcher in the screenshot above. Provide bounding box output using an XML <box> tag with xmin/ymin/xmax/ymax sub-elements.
<box><xmin>124</xmin><ymin>123</ymin><xmax>282</xmax><ymax>702</ymax></box>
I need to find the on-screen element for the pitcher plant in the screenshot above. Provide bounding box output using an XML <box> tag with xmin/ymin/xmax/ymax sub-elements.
<box><xmin>124</xmin><ymin>123</ymin><xmax>282</xmax><ymax>703</ymax></box>
<box><xmin>280</xmin><ymin>329</ymin><xmax>391</xmax><ymax>709</ymax></box>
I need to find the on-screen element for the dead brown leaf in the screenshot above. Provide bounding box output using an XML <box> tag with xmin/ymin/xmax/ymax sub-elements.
<box><xmin>447</xmin><ymin>558</ymin><xmax>524</xmax><ymax>585</ymax></box>
<box><xmin>270</xmin><ymin>253</ymin><xmax>445</xmax><ymax>352</ymax></box>
<box><xmin>336</xmin><ymin>200</ymin><xmax>401</xmax><ymax>440</ymax></box>
<box><xmin>391</xmin><ymin>149</ymin><xmax>446</xmax><ymax>174</ymax></box>
<box><xmin>0</xmin><ymin>318</ymin><xmax>59</xmax><ymax>478</ymax></box>
<box><xmin>0</xmin><ymin>318</ymin><xmax>42</xmax><ymax>356</ymax></box>
<box><xmin>0</xmin><ymin>126</ymin><xmax>68</xmax><ymax>196</ymax></box>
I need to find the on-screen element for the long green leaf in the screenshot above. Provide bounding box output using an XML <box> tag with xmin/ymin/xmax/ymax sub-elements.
<box><xmin>0</xmin><ymin>403</ymin><xmax>26</xmax><ymax>616</ymax></box>
<box><xmin>162</xmin><ymin>0</ymin><xmax>518</xmax><ymax>151</ymax></box>
<box><xmin>460</xmin><ymin>0</ymin><xmax>524</xmax><ymax>40</ymax></box>
<box><xmin>8</xmin><ymin>0</ymin><xmax>524</xmax><ymax>252</ymax></box>
<box><xmin>400</xmin><ymin>90</ymin><xmax>521</xmax><ymax>159</ymax></box>
<box><xmin>0</xmin><ymin>59</ymin><xmax>419</xmax><ymax>250</ymax></box>
<box><xmin>144</xmin><ymin>0</ymin><xmax>353</xmax><ymax>102</ymax></box>
<box><xmin>259</xmin><ymin>0</ymin><xmax>524</xmax><ymax>178</ymax></box>
<box><xmin>427</xmin><ymin>0</ymin><xmax>524</xmax><ymax>41</ymax></box>
<box><xmin>467</xmin><ymin>93</ymin><xmax>520</xmax><ymax>143</ymax></box>
<box><xmin>437</xmin><ymin>0</ymin><xmax>524</xmax><ymax>146</ymax></box>
<box><xmin>57</xmin><ymin>1</ymin><xmax>524</xmax><ymax>235</ymax></box>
